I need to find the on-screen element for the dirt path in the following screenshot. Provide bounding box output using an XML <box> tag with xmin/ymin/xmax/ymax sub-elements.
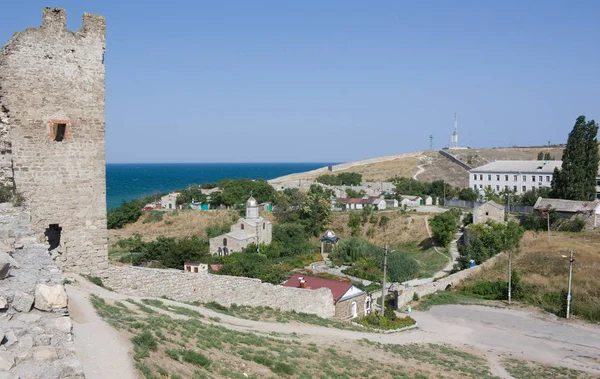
<box><xmin>67</xmin><ymin>281</ymin><xmax>138</xmax><ymax>379</ymax></box>
<box><xmin>70</xmin><ymin>275</ymin><xmax>600</xmax><ymax>378</ymax></box>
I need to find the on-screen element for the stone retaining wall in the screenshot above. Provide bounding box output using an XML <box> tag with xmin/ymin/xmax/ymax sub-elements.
<box><xmin>393</xmin><ymin>253</ymin><xmax>503</xmax><ymax>309</ymax></box>
<box><xmin>102</xmin><ymin>266</ymin><xmax>336</xmax><ymax>319</ymax></box>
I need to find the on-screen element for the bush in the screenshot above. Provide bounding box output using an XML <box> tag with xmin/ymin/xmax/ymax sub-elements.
<box><xmin>272</xmin><ymin>223</ymin><xmax>311</xmax><ymax>257</ymax></box>
<box><xmin>430</xmin><ymin>209</ymin><xmax>461</xmax><ymax>246</ymax></box>
<box><xmin>142</xmin><ymin>211</ymin><xmax>164</xmax><ymax>224</ymax></box>
<box><xmin>179</xmin><ymin>349</ymin><xmax>211</xmax><ymax>367</ymax></box>
<box><xmin>359</xmin><ymin>313</ymin><xmax>416</xmax><ymax>330</ymax></box>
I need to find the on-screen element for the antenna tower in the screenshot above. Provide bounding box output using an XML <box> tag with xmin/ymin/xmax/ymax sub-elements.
<box><xmin>451</xmin><ymin>112</ymin><xmax>459</xmax><ymax>149</ymax></box>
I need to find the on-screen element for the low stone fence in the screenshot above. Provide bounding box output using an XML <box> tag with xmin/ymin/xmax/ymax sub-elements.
<box><xmin>102</xmin><ymin>266</ymin><xmax>336</xmax><ymax>319</ymax></box>
<box><xmin>393</xmin><ymin>253</ymin><xmax>503</xmax><ymax>309</ymax></box>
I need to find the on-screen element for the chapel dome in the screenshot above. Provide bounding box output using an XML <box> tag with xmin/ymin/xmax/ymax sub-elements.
<box><xmin>246</xmin><ymin>196</ymin><xmax>258</xmax><ymax>207</ymax></box>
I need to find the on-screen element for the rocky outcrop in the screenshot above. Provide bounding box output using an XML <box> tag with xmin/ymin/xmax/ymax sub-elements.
<box><xmin>0</xmin><ymin>204</ymin><xmax>83</xmax><ymax>378</ymax></box>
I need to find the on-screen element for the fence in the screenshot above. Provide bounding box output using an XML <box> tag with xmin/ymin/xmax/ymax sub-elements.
<box><xmin>445</xmin><ymin>199</ymin><xmax>533</xmax><ymax>215</ymax></box>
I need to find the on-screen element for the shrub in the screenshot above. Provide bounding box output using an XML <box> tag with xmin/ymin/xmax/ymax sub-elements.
<box><xmin>430</xmin><ymin>210</ymin><xmax>461</xmax><ymax>246</ymax></box>
<box><xmin>179</xmin><ymin>349</ymin><xmax>211</xmax><ymax>368</ymax></box>
<box><xmin>142</xmin><ymin>211</ymin><xmax>163</xmax><ymax>224</ymax></box>
<box><xmin>412</xmin><ymin>292</ymin><xmax>420</xmax><ymax>301</ymax></box>
<box><xmin>205</xmin><ymin>222</ymin><xmax>233</xmax><ymax>239</ymax></box>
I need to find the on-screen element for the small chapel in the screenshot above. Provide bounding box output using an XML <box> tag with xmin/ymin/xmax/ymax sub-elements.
<box><xmin>208</xmin><ymin>196</ymin><xmax>273</xmax><ymax>255</ymax></box>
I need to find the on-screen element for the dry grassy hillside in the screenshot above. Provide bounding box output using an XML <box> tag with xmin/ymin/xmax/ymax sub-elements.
<box><xmin>108</xmin><ymin>209</ymin><xmax>240</xmax><ymax>245</ymax></box>
<box><xmin>460</xmin><ymin>230</ymin><xmax>600</xmax><ymax>320</ymax></box>
<box><xmin>270</xmin><ymin>146</ymin><xmax>566</xmax><ymax>188</ymax></box>
<box><xmin>325</xmin><ymin>211</ymin><xmax>430</xmax><ymax>246</ymax></box>
<box><xmin>450</xmin><ymin>146</ymin><xmax>564</xmax><ymax>169</ymax></box>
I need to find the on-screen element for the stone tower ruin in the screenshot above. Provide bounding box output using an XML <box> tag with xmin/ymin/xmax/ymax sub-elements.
<box><xmin>0</xmin><ymin>8</ymin><xmax>108</xmax><ymax>273</ymax></box>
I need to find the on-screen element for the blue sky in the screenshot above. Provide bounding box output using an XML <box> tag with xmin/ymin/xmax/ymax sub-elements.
<box><xmin>2</xmin><ymin>1</ymin><xmax>599</xmax><ymax>163</ymax></box>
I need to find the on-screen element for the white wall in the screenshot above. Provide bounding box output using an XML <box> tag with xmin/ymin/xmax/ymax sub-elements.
<box><xmin>469</xmin><ymin>171</ymin><xmax>553</xmax><ymax>195</ymax></box>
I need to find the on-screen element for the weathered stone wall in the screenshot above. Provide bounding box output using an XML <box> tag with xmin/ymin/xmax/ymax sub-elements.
<box><xmin>393</xmin><ymin>253</ymin><xmax>504</xmax><ymax>309</ymax></box>
<box><xmin>0</xmin><ymin>8</ymin><xmax>108</xmax><ymax>273</ymax></box>
<box><xmin>334</xmin><ymin>293</ymin><xmax>368</xmax><ymax>321</ymax></box>
<box><xmin>102</xmin><ymin>266</ymin><xmax>336</xmax><ymax>318</ymax></box>
<box><xmin>473</xmin><ymin>203</ymin><xmax>505</xmax><ymax>224</ymax></box>
<box><xmin>0</xmin><ymin>204</ymin><xmax>83</xmax><ymax>378</ymax></box>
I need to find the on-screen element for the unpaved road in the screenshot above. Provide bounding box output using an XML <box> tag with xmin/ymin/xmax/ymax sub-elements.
<box><xmin>69</xmin><ymin>277</ymin><xmax>600</xmax><ymax>378</ymax></box>
<box><xmin>67</xmin><ymin>283</ymin><xmax>138</xmax><ymax>379</ymax></box>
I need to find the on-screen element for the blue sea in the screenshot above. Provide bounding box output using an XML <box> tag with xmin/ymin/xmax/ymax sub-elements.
<box><xmin>106</xmin><ymin>163</ymin><xmax>333</xmax><ymax>210</ymax></box>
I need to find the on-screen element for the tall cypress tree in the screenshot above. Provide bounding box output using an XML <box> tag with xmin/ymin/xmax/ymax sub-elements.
<box><xmin>551</xmin><ymin>115</ymin><xmax>599</xmax><ymax>200</ymax></box>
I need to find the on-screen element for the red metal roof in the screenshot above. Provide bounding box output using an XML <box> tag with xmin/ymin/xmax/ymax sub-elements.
<box><xmin>283</xmin><ymin>273</ymin><xmax>353</xmax><ymax>303</ymax></box>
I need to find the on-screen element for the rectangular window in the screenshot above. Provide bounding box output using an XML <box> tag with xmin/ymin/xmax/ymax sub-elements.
<box><xmin>505</xmin><ymin>175</ymin><xmax>509</xmax><ymax>181</ymax></box>
<box><xmin>546</xmin><ymin>176</ymin><xmax>550</xmax><ymax>182</ymax></box>
<box><xmin>480</xmin><ymin>174</ymin><xmax>483</xmax><ymax>180</ymax></box>
<box><xmin>53</xmin><ymin>123</ymin><xmax>66</xmax><ymax>141</ymax></box>
<box><xmin>496</xmin><ymin>185</ymin><xmax>500</xmax><ymax>191</ymax></box>
<box><xmin>522</xmin><ymin>186</ymin><xmax>526</xmax><ymax>192</ymax></box>
<box><xmin>488</xmin><ymin>175</ymin><xmax>492</xmax><ymax>181</ymax></box>
<box><xmin>514</xmin><ymin>175</ymin><xmax>518</xmax><ymax>181</ymax></box>
<box><xmin>496</xmin><ymin>175</ymin><xmax>500</xmax><ymax>181</ymax></box>
<box><xmin>539</xmin><ymin>176</ymin><xmax>543</xmax><ymax>182</ymax></box>
<box><xmin>523</xmin><ymin>175</ymin><xmax>527</xmax><ymax>181</ymax></box>
<box><xmin>505</xmin><ymin>185</ymin><xmax>509</xmax><ymax>190</ymax></box>
<box><xmin>532</xmin><ymin>175</ymin><xmax>536</xmax><ymax>182</ymax></box>
<box><xmin>513</xmin><ymin>186</ymin><xmax>517</xmax><ymax>192</ymax></box>
<box><xmin>479</xmin><ymin>184</ymin><xmax>483</xmax><ymax>189</ymax></box>
<box><xmin>473</xmin><ymin>185</ymin><xmax>477</xmax><ymax>190</ymax></box>
<box><xmin>474</xmin><ymin>174</ymin><xmax>477</xmax><ymax>181</ymax></box>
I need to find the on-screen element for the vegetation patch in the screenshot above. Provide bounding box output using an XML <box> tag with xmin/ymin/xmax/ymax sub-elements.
<box><xmin>501</xmin><ymin>358</ymin><xmax>596</xmax><ymax>379</ymax></box>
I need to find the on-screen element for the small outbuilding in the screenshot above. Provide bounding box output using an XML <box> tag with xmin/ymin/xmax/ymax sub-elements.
<box><xmin>283</xmin><ymin>274</ymin><xmax>370</xmax><ymax>320</ymax></box>
<box><xmin>399</xmin><ymin>195</ymin><xmax>421</xmax><ymax>207</ymax></box>
<box><xmin>534</xmin><ymin>197</ymin><xmax>600</xmax><ymax>230</ymax></box>
<box><xmin>319</xmin><ymin>230</ymin><xmax>339</xmax><ymax>254</ymax></box>
<box><xmin>473</xmin><ymin>201</ymin><xmax>505</xmax><ymax>224</ymax></box>
<box><xmin>184</xmin><ymin>262</ymin><xmax>207</xmax><ymax>273</ymax></box>
<box><xmin>384</xmin><ymin>199</ymin><xmax>398</xmax><ymax>208</ymax></box>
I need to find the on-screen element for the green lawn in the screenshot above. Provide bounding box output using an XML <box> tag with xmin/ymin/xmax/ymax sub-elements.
<box><xmin>394</xmin><ymin>243</ymin><xmax>450</xmax><ymax>279</ymax></box>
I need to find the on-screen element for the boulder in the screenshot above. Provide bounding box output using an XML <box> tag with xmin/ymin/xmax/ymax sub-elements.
<box><xmin>32</xmin><ymin>346</ymin><xmax>58</xmax><ymax>361</ymax></box>
<box><xmin>0</xmin><ymin>253</ymin><xmax>12</xmax><ymax>279</ymax></box>
<box><xmin>2</xmin><ymin>330</ymin><xmax>17</xmax><ymax>347</ymax></box>
<box><xmin>34</xmin><ymin>284</ymin><xmax>67</xmax><ymax>311</ymax></box>
<box><xmin>54</xmin><ymin>317</ymin><xmax>72</xmax><ymax>334</ymax></box>
<box><xmin>11</xmin><ymin>292</ymin><xmax>33</xmax><ymax>313</ymax></box>
<box><xmin>0</xmin><ymin>352</ymin><xmax>14</xmax><ymax>371</ymax></box>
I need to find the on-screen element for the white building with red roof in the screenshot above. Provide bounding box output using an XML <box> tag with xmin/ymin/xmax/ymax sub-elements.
<box><xmin>283</xmin><ymin>273</ymin><xmax>371</xmax><ymax>320</ymax></box>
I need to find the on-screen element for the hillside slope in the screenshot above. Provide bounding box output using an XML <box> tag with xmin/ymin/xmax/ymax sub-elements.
<box><xmin>270</xmin><ymin>146</ymin><xmax>565</xmax><ymax>187</ymax></box>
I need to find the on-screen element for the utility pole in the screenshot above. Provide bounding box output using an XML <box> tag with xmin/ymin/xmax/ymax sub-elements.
<box><xmin>380</xmin><ymin>243</ymin><xmax>388</xmax><ymax>316</ymax></box>
<box><xmin>507</xmin><ymin>248</ymin><xmax>512</xmax><ymax>305</ymax></box>
<box><xmin>429</xmin><ymin>135</ymin><xmax>433</xmax><ymax>150</ymax></box>
<box><xmin>566</xmin><ymin>250</ymin><xmax>575</xmax><ymax>319</ymax></box>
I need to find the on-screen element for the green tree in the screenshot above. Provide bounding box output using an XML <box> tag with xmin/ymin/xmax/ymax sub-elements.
<box><xmin>519</xmin><ymin>187</ymin><xmax>551</xmax><ymax>206</ymax></box>
<box><xmin>300</xmin><ymin>190</ymin><xmax>331</xmax><ymax>237</ymax></box>
<box><xmin>393</xmin><ymin>177</ymin><xmax>427</xmax><ymax>197</ymax></box>
<box><xmin>552</xmin><ymin>115</ymin><xmax>599</xmax><ymax>200</ymax></box>
<box><xmin>458</xmin><ymin>188</ymin><xmax>478</xmax><ymax>201</ymax></box>
<box><xmin>348</xmin><ymin>213</ymin><xmax>361</xmax><ymax>236</ymax></box>
<box><xmin>378</xmin><ymin>251</ymin><xmax>419</xmax><ymax>283</ymax></box>
<box><xmin>345</xmin><ymin>188</ymin><xmax>366</xmax><ymax>198</ymax></box>
<box><xmin>544</xmin><ymin>152</ymin><xmax>554</xmax><ymax>160</ymax></box>
<box><xmin>429</xmin><ymin>210</ymin><xmax>461</xmax><ymax>247</ymax></box>
<box><xmin>272</xmin><ymin>223</ymin><xmax>311</xmax><ymax>257</ymax></box>
<box><xmin>537</xmin><ymin>151</ymin><xmax>544</xmax><ymax>160</ymax></box>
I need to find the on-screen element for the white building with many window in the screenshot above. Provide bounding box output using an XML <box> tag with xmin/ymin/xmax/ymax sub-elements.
<box><xmin>469</xmin><ymin>160</ymin><xmax>562</xmax><ymax>196</ymax></box>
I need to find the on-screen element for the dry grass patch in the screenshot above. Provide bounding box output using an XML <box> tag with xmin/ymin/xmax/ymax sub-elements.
<box><xmin>460</xmin><ymin>231</ymin><xmax>600</xmax><ymax>321</ymax></box>
<box><xmin>108</xmin><ymin>209</ymin><xmax>239</xmax><ymax>244</ymax></box>
<box><xmin>327</xmin><ymin>212</ymin><xmax>429</xmax><ymax>246</ymax></box>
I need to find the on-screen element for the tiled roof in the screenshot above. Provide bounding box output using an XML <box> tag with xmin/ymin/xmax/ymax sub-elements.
<box><xmin>283</xmin><ymin>273</ymin><xmax>353</xmax><ymax>303</ymax></box>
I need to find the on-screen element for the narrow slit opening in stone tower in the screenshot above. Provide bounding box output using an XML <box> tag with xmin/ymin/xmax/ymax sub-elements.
<box><xmin>53</xmin><ymin>123</ymin><xmax>67</xmax><ymax>141</ymax></box>
<box><xmin>45</xmin><ymin>224</ymin><xmax>62</xmax><ymax>251</ymax></box>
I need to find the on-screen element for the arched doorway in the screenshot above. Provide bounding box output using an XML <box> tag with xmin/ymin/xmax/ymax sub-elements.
<box><xmin>351</xmin><ymin>301</ymin><xmax>357</xmax><ymax>318</ymax></box>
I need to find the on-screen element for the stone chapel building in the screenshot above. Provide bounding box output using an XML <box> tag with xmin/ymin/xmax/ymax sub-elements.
<box><xmin>209</xmin><ymin>196</ymin><xmax>272</xmax><ymax>255</ymax></box>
